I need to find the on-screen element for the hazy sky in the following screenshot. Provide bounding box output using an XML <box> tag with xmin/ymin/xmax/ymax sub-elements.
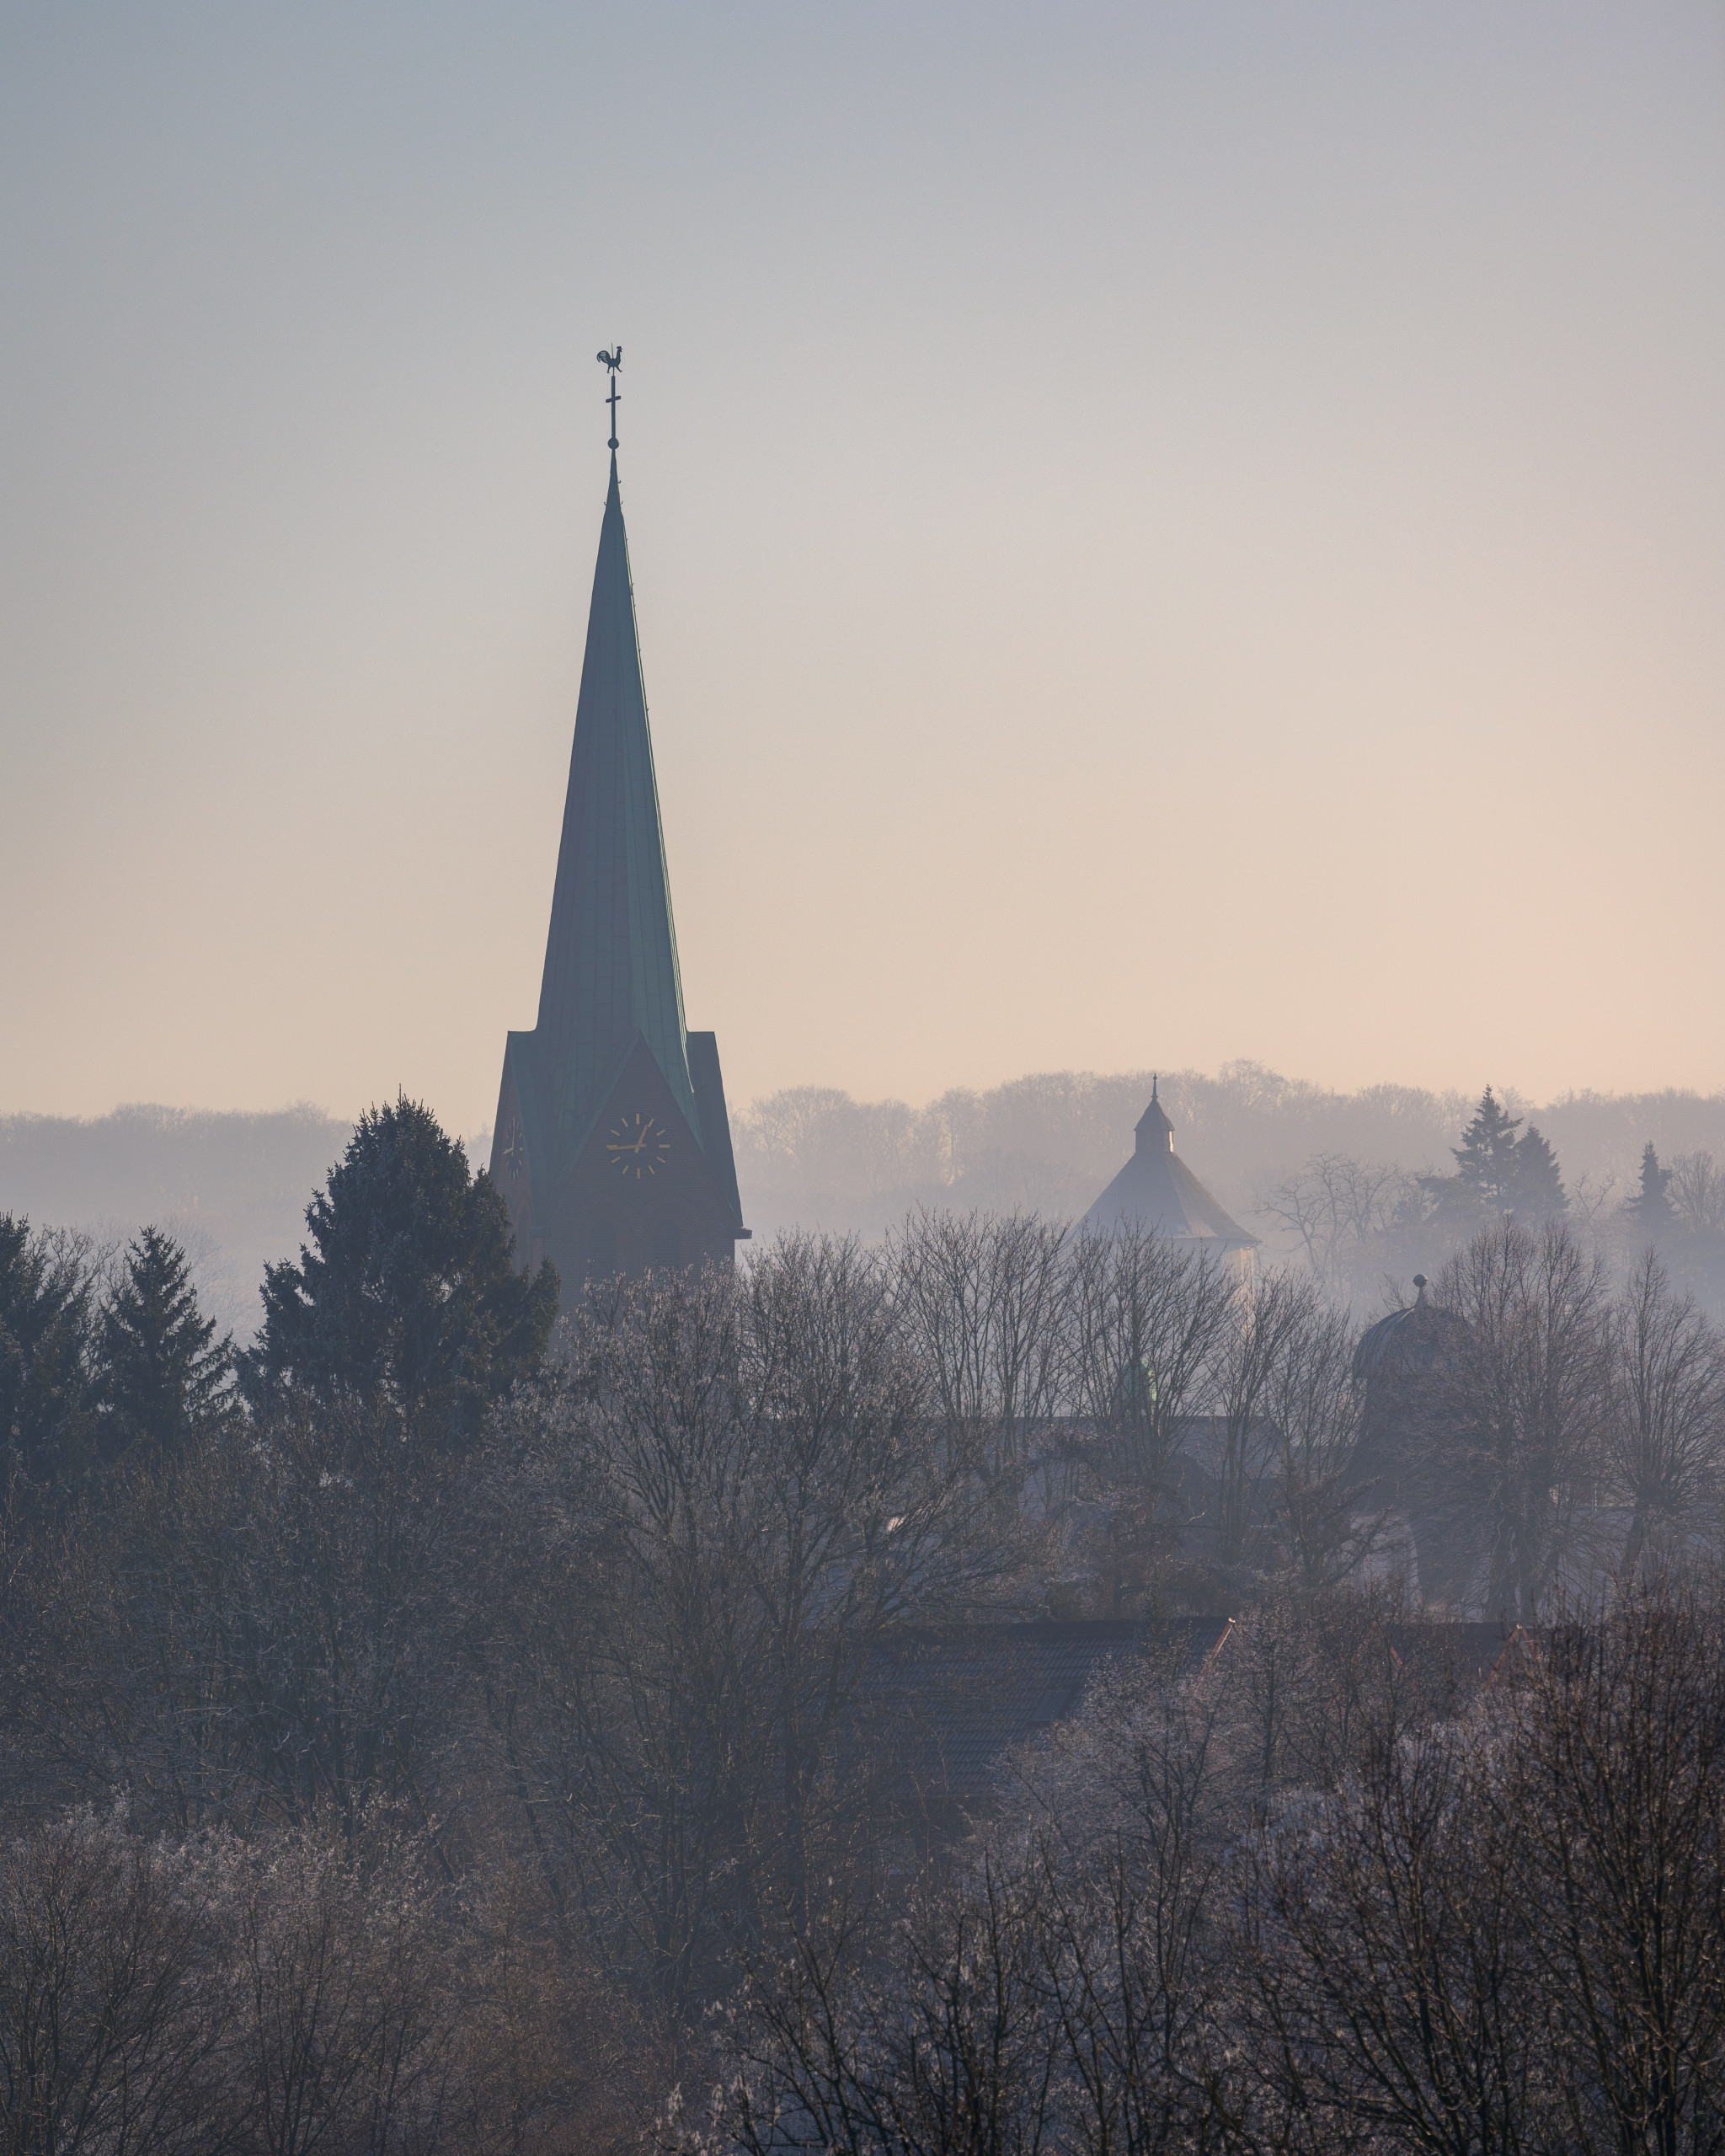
<box><xmin>3</xmin><ymin>3</ymin><xmax>1722</xmax><ymax>1136</ymax></box>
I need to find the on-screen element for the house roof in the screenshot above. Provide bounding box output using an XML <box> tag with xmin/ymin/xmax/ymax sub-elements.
<box><xmin>865</xmin><ymin>1616</ymin><xmax>1226</xmax><ymax>1806</ymax></box>
<box><xmin>1078</xmin><ymin>1080</ymin><xmax>1258</xmax><ymax>1249</ymax></box>
<box><xmin>531</xmin><ymin>452</ymin><xmax>703</xmax><ymax>1180</ymax></box>
<box><xmin>859</xmin><ymin>1614</ymin><xmax>1533</xmax><ymax>1822</ymax></box>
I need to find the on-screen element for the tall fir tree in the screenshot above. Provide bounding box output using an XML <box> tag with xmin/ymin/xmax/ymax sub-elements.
<box><xmin>0</xmin><ymin>1213</ymin><xmax>96</xmax><ymax>1499</ymax></box>
<box><xmin>1451</xmin><ymin>1087</ymin><xmax>1523</xmax><ymax>1206</ymax></box>
<box><xmin>242</xmin><ymin>1095</ymin><xmax>558</xmax><ymax>1447</ymax></box>
<box><xmin>1505</xmin><ymin>1123</ymin><xmax>1567</xmax><ymax>1219</ymax></box>
<box><xmin>1627</xmin><ymin>1141</ymin><xmax>1675</xmax><ymax>1236</ymax></box>
<box><xmin>95</xmin><ymin>1226</ymin><xmax>234</xmax><ymax>1460</ymax></box>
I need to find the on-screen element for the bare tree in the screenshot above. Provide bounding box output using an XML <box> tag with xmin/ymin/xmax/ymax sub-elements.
<box><xmin>708</xmin><ymin>1856</ymin><xmax>1060</xmax><ymax>2156</ymax></box>
<box><xmin>0</xmin><ymin>1807</ymin><xmax>229</xmax><ymax>2155</ymax></box>
<box><xmin>889</xmin><ymin>1210</ymin><xmax>1071</xmax><ymax>1520</ymax></box>
<box><xmin>1258</xmin><ymin>1154</ymin><xmax>1416</xmax><ymax>1296</ymax></box>
<box><xmin>76</xmin><ymin>1400</ymin><xmax>464</xmax><ymax>1843</ymax></box>
<box><xmin>707</xmin><ymin>1655</ymin><xmax>1234</xmax><ymax>2156</ymax></box>
<box><xmin>1514</xmin><ymin>1586</ymin><xmax>1725</xmax><ymax>2153</ymax></box>
<box><xmin>739</xmin><ymin>1233</ymin><xmax>1002</xmax><ymax>1929</ymax></box>
<box><xmin>1007</xmin><ymin>1654</ymin><xmax>1240</xmax><ymax>2153</ymax></box>
<box><xmin>1670</xmin><ymin>1151</ymin><xmax>1725</xmax><ymax>1237</ymax></box>
<box><xmin>1605</xmin><ymin>1250</ymin><xmax>1725</xmax><ymax>1579</ymax></box>
<box><xmin>1240</xmin><ymin>1691</ymin><xmax>1550</xmax><ymax>2153</ymax></box>
<box><xmin>1263</xmin><ymin>1297</ymin><xmax>1375</xmax><ymax>1596</ymax></box>
<box><xmin>477</xmin><ymin>1239</ymin><xmax>1022</xmax><ymax>2021</ymax></box>
<box><xmin>1208</xmin><ymin>1270</ymin><xmax>1323</xmax><ymax>1573</ymax></box>
<box><xmin>1065</xmin><ymin>1228</ymin><xmax>1234</xmax><ymax>1511</ymax></box>
<box><xmin>710</xmin><ymin>1617</ymin><xmax>1454</xmax><ymax>2156</ymax></box>
<box><xmin>1241</xmin><ymin>1582</ymin><xmax>1725</xmax><ymax>2154</ymax></box>
<box><xmin>213</xmin><ymin>1818</ymin><xmax>458</xmax><ymax>2156</ymax></box>
<box><xmin>1433</xmin><ymin>1219</ymin><xmax>1612</xmax><ymax>1623</ymax></box>
<box><xmin>476</xmin><ymin>1265</ymin><xmax>771</xmax><ymax>2018</ymax></box>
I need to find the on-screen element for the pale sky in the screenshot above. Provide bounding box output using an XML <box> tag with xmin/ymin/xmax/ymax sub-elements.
<box><xmin>3</xmin><ymin>3</ymin><xmax>1722</xmax><ymax>1135</ymax></box>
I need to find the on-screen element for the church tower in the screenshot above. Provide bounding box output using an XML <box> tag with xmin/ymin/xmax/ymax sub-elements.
<box><xmin>489</xmin><ymin>357</ymin><xmax>747</xmax><ymax>1292</ymax></box>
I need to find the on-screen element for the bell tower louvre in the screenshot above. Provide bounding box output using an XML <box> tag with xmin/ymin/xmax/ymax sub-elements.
<box><xmin>489</xmin><ymin>353</ymin><xmax>747</xmax><ymax>1292</ymax></box>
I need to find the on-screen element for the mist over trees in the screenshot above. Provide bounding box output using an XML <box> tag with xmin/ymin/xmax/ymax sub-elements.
<box><xmin>8</xmin><ymin>1090</ymin><xmax>1725</xmax><ymax>2146</ymax></box>
<box><xmin>729</xmin><ymin>1064</ymin><xmax>1725</xmax><ymax>1238</ymax></box>
<box><xmin>12</xmin><ymin>1069</ymin><xmax>1725</xmax><ymax>1345</ymax></box>
<box><xmin>731</xmin><ymin>1068</ymin><xmax>1725</xmax><ymax>1319</ymax></box>
<box><xmin>0</xmin><ymin>1105</ymin><xmax>351</xmax><ymax>1340</ymax></box>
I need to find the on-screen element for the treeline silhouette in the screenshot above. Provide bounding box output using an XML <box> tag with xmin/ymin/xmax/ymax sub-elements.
<box><xmin>4</xmin><ymin>1097</ymin><xmax>1725</xmax><ymax>2148</ymax></box>
<box><xmin>733</xmin><ymin>1064</ymin><xmax>1725</xmax><ymax>1244</ymax></box>
<box><xmin>11</xmin><ymin>1067</ymin><xmax>1725</xmax><ymax>1342</ymax></box>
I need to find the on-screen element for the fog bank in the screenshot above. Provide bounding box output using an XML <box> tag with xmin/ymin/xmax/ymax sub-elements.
<box><xmin>8</xmin><ymin>1067</ymin><xmax>1725</xmax><ymax>1338</ymax></box>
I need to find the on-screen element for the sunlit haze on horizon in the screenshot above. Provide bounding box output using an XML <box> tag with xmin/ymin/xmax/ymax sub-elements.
<box><xmin>3</xmin><ymin>3</ymin><xmax>1722</xmax><ymax>1133</ymax></box>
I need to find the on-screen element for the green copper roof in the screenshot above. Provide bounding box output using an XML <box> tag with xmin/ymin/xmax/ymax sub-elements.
<box><xmin>534</xmin><ymin>453</ymin><xmax>702</xmax><ymax>1171</ymax></box>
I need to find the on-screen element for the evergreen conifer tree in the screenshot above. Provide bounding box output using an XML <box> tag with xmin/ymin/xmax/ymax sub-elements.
<box><xmin>1450</xmin><ymin>1087</ymin><xmax>1523</xmax><ymax>1206</ymax></box>
<box><xmin>1506</xmin><ymin>1125</ymin><xmax>1568</xmax><ymax>1220</ymax></box>
<box><xmin>1627</xmin><ymin>1141</ymin><xmax>1676</xmax><ymax>1236</ymax></box>
<box><xmin>242</xmin><ymin>1095</ymin><xmax>558</xmax><ymax>1447</ymax></box>
<box><xmin>95</xmin><ymin>1226</ymin><xmax>234</xmax><ymax>1460</ymax></box>
<box><xmin>0</xmin><ymin>1213</ymin><xmax>95</xmax><ymax>1497</ymax></box>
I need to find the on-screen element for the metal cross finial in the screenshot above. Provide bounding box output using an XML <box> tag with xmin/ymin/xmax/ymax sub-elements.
<box><xmin>596</xmin><ymin>346</ymin><xmax>622</xmax><ymax>450</ymax></box>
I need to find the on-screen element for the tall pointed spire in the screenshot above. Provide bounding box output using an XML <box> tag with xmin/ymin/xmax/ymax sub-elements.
<box><xmin>534</xmin><ymin>445</ymin><xmax>702</xmax><ymax>1164</ymax></box>
<box><xmin>490</xmin><ymin>358</ymin><xmax>746</xmax><ymax>1295</ymax></box>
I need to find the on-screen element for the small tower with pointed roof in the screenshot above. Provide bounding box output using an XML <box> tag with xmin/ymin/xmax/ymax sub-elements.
<box><xmin>489</xmin><ymin>364</ymin><xmax>747</xmax><ymax>1292</ymax></box>
<box><xmin>1078</xmin><ymin>1078</ymin><xmax>1258</xmax><ymax>1273</ymax></box>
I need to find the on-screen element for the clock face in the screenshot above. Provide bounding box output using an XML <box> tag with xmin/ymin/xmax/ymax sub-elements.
<box><xmin>502</xmin><ymin>1112</ymin><xmax>526</xmax><ymax>1181</ymax></box>
<box><xmin>606</xmin><ymin>1110</ymin><xmax>671</xmax><ymax>1179</ymax></box>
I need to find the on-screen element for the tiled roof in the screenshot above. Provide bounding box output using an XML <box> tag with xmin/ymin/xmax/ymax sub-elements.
<box><xmin>864</xmin><ymin>1616</ymin><xmax>1226</xmax><ymax>1807</ymax></box>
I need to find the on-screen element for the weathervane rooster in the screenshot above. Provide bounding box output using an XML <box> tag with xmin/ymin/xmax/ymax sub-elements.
<box><xmin>597</xmin><ymin>346</ymin><xmax>622</xmax><ymax>450</ymax></box>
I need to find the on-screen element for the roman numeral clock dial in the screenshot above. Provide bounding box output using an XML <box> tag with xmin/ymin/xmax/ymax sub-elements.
<box><xmin>606</xmin><ymin>1112</ymin><xmax>671</xmax><ymax>1179</ymax></box>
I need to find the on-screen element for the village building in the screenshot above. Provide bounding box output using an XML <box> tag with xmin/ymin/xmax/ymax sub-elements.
<box><xmin>1077</xmin><ymin>1079</ymin><xmax>1258</xmax><ymax>1279</ymax></box>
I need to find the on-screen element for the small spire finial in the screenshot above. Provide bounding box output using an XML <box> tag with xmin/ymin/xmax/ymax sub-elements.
<box><xmin>1151</xmin><ymin>1073</ymin><xmax>1158</xmax><ymax>1103</ymax></box>
<box><xmin>596</xmin><ymin>346</ymin><xmax>622</xmax><ymax>452</ymax></box>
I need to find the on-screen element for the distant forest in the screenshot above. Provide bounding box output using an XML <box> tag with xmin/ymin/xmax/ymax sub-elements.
<box><xmin>6</xmin><ymin>1065</ymin><xmax>1725</xmax><ymax>1333</ymax></box>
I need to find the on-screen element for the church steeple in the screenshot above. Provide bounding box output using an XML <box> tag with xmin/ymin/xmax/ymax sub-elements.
<box><xmin>489</xmin><ymin>361</ymin><xmax>745</xmax><ymax>1292</ymax></box>
<box><xmin>533</xmin><ymin>450</ymin><xmax>702</xmax><ymax>1164</ymax></box>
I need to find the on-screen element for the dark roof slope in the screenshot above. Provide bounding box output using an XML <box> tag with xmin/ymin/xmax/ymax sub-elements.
<box><xmin>866</xmin><ymin>1617</ymin><xmax>1225</xmax><ymax>1806</ymax></box>
<box><xmin>1078</xmin><ymin>1082</ymin><xmax>1257</xmax><ymax>1248</ymax></box>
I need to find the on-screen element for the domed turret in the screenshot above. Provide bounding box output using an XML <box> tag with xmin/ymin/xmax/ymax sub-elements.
<box><xmin>1350</xmin><ymin>1275</ymin><xmax>1473</xmax><ymax>1605</ymax></box>
<box><xmin>1353</xmin><ymin>1276</ymin><xmax>1467</xmax><ymax>1385</ymax></box>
